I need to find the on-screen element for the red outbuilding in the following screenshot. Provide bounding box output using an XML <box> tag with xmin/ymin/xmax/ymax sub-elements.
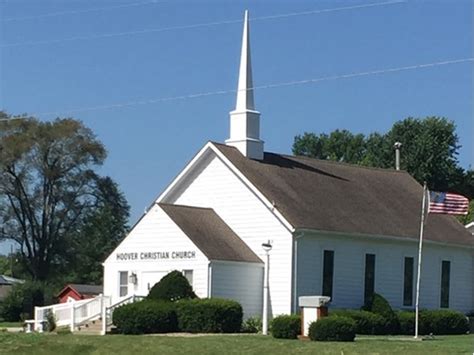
<box><xmin>57</xmin><ymin>284</ymin><xmax>103</xmax><ymax>303</ymax></box>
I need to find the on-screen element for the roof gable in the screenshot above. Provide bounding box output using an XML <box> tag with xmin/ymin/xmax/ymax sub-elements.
<box><xmin>213</xmin><ymin>143</ymin><xmax>473</xmax><ymax>247</ymax></box>
<box><xmin>160</xmin><ymin>203</ymin><xmax>262</xmax><ymax>264</ymax></box>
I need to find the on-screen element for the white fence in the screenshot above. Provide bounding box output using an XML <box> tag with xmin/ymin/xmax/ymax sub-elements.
<box><xmin>34</xmin><ymin>295</ymin><xmax>110</xmax><ymax>332</ymax></box>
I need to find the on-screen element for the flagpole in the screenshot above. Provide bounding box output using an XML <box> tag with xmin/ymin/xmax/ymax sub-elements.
<box><xmin>414</xmin><ymin>182</ymin><xmax>428</xmax><ymax>339</ymax></box>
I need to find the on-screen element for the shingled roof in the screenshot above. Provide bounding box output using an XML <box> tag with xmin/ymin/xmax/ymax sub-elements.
<box><xmin>213</xmin><ymin>143</ymin><xmax>473</xmax><ymax>247</ymax></box>
<box><xmin>67</xmin><ymin>284</ymin><xmax>103</xmax><ymax>295</ymax></box>
<box><xmin>160</xmin><ymin>203</ymin><xmax>263</xmax><ymax>263</ymax></box>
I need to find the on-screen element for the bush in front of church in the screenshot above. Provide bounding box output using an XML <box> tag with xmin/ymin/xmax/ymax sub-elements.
<box><xmin>330</xmin><ymin>309</ymin><xmax>386</xmax><ymax>335</ymax></box>
<box><xmin>241</xmin><ymin>316</ymin><xmax>262</xmax><ymax>333</ymax></box>
<box><xmin>308</xmin><ymin>316</ymin><xmax>356</xmax><ymax>342</ymax></box>
<box><xmin>270</xmin><ymin>314</ymin><xmax>301</xmax><ymax>339</ymax></box>
<box><xmin>176</xmin><ymin>298</ymin><xmax>243</xmax><ymax>333</ymax></box>
<box><xmin>398</xmin><ymin>310</ymin><xmax>469</xmax><ymax>335</ymax></box>
<box><xmin>362</xmin><ymin>293</ymin><xmax>400</xmax><ymax>334</ymax></box>
<box><xmin>112</xmin><ymin>300</ymin><xmax>178</xmax><ymax>335</ymax></box>
<box><xmin>147</xmin><ymin>270</ymin><xmax>196</xmax><ymax>302</ymax></box>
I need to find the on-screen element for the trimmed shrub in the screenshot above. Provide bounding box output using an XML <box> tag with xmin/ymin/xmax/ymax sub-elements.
<box><xmin>330</xmin><ymin>309</ymin><xmax>386</xmax><ymax>335</ymax></box>
<box><xmin>270</xmin><ymin>314</ymin><xmax>301</xmax><ymax>339</ymax></box>
<box><xmin>397</xmin><ymin>311</ymin><xmax>415</xmax><ymax>335</ymax></box>
<box><xmin>309</xmin><ymin>316</ymin><xmax>356</xmax><ymax>342</ymax></box>
<box><xmin>363</xmin><ymin>293</ymin><xmax>400</xmax><ymax>334</ymax></box>
<box><xmin>176</xmin><ymin>298</ymin><xmax>242</xmax><ymax>333</ymax></box>
<box><xmin>147</xmin><ymin>270</ymin><xmax>196</xmax><ymax>302</ymax></box>
<box><xmin>241</xmin><ymin>316</ymin><xmax>262</xmax><ymax>333</ymax></box>
<box><xmin>397</xmin><ymin>310</ymin><xmax>469</xmax><ymax>335</ymax></box>
<box><xmin>112</xmin><ymin>300</ymin><xmax>178</xmax><ymax>335</ymax></box>
<box><xmin>421</xmin><ymin>310</ymin><xmax>469</xmax><ymax>335</ymax></box>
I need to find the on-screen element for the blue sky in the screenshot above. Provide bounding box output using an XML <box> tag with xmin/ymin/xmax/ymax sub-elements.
<box><xmin>0</xmin><ymin>0</ymin><xmax>472</xmax><ymax>253</ymax></box>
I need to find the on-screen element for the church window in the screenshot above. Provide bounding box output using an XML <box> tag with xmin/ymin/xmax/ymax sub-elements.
<box><xmin>440</xmin><ymin>260</ymin><xmax>450</xmax><ymax>308</ymax></box>
<box><xmin>119</xmin><ymin>271</ymin><xmax>128</xmax><ymax>297</ymax></box>
<box><xmin>364</xmin><ymin>254</ymin><xmax>376</xmax><ymax>304</ymax></box>
<box><xmin>322</xmin><ymin>250</ymin><xmax>334</xmax><ymax>299</ymax></box>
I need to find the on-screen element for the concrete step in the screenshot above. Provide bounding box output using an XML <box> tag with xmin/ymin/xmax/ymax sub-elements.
<box><xmin>75</xmin><ymin>319</ymin><xmax>103</xmax><ymax>335</ymax></box>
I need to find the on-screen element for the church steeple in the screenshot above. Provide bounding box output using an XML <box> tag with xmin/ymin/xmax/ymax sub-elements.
<box><xmin>225</xmin><ymin>10</ymin><xmax>264</xmax><ymax>160</ymax></box>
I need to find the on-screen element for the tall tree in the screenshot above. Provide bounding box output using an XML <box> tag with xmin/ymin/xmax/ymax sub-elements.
<box><xmin>0</xmin><ymin>113</ymin><xmax>107</xmax><ymax>281</ymax></box>
<box><xmin>293</xmin><ymin>117</ymin><xmax>473</xmax><ymax>222</ymax></box>
<box><xmin>69</xmin><ymin>176</ymin><xmax>130</xmax><ymax>284</ymax></box>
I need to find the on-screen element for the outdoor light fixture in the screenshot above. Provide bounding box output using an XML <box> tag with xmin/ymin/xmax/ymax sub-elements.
<box><xmin>262</xmin><ymin>242</ymin><xmax>272</xmax><ymax>253</ymax></box>
<box><xmin>261</xmin><ymin>240</ymin><xmax>272</xmax><ymax>335</ymax></box>
<box><xmin>129</xmin><ymin>272</ymin><xmax>138</xmax><ymax>285</ymax></box>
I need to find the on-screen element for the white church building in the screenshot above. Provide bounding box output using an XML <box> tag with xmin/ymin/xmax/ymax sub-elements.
<box><xmin>103</xmin><ymin>11</ymin><xmax>474</xmax><ymax>318</ymax></box>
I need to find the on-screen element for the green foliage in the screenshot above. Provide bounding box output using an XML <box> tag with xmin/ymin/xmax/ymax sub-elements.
<box><xmin>457</xmin><ymin>199</ymin><xmax>474</xmax><ymax>225</ymax></box>
<box><xmin>0</xmin><ymin>254</ymin><xmax>27</xmax><ymax>280</ymax></box>
<box><xmin>0</xmin><ymin>113</ymin><xmax>111</xmax><ymax>282</ymax></box>
<box><xmin>69</xmin><ymin>176</ymin><xmax>130</xmax><ymax>284</ymax></box>
<box><xmin>45</xmin><ymin>310</ymin><xmax>56</xmax><ymax>332</ymax></box>
<box><xmin>112</xmin><ymin>300</ymin><xmax>178</xmax><ymax>335</ymax></box>
<box><xmin>397</xmin><ymin>311</ymin><xmax>415</xmax><ymax>335</ymax></box>
<box><xmin>292</xmin><ymin>117</ymin><xmax>473</xmax><ymax>221</ymax></box>
<box><xmin>241</xmin><ymin>316</ymin><xmax>262</xmax><ymax>333</ymax></box>
<box><xmin>55</xmin><ymin>326</ymin><xmax>72</xmax><ymax>335</ymax></box>
<box><xmin>0</xmin><ymin>291</ymin><xmax>22</xmax><ymax>322</ymax></box>
<box><xmin>330</xmin><ymin>309</ymin><xmax>386</xmax><ymax>335</ymax></box>
<box><xmin>362</xmin><ymin>293</ymin><xmax>400</xmax><ymax>334</ymax></box>
<box><xmin>421</xmin><ymin>310</ymin><xmax>469</xmax><ymax>335</ymax></box>
<box><xmin>292</xmin><ymin>130</ymin><xmax>366</xmax><ymax>163</ymax></box>
<box><xmin>270</xmin><ymin>314</ymin><xmax>301</xmax><ymax>339</ymax></box>
<box><xmin>147</xmin><ymin>270</ymin><xmax>196</xmax><ymax>302</ymax></box>
<box><xmin>397</xmin><ymin>310</ymin><xmax>469</xmax><ymax>335</ymax></box>
<box><xmin>0</xmin><ymin>281</ymin><xmax>50</xmax><ymax>321</ymax></box>
<box><xmin>176</xmin><ymin>298</ymin><xmax>243</xmax><ymax>333</ymax></box>
<box><xmin>308</xmin><ymin>316</ymin><xmax>356</xmax><ymax>342</ymax></box>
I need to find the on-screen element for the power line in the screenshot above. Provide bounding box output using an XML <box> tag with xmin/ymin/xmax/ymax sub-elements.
<box><xmin>1</xmin><ymin>57</ymin><xmax>469</xmax><ymax>120</ymax></box>
<box><xmin>1</xmin><ymin>0</ymin><xmax>407</xmax><ymax>47</ymax></box>
<box><xmin>2</xmin><ymin>1</ymin><xmax>164</xmax><ymax>22</ymax></box>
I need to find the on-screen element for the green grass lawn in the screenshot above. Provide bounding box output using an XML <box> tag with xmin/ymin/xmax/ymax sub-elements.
<box><xmin>0</xmin><ymin>322</ymin><xmax>23</xmax><ymax>328</ymax></box>
<box><xmin>0</xmin><ymin>333</ymin><xmax>472</xmax><ymax>355</ymax></box>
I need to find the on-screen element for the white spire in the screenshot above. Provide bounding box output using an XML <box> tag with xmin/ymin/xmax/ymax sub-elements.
<box><xmin>235</xmin><ymin>10</ymin><xmax>255</xmax><ymax>111</ymax></box>
<box><xmin>226</xmin><ymin>10</ymin><xmax>264</xmax><ymax>160</ymax></box>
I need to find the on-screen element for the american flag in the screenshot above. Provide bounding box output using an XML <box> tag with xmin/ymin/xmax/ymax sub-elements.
<box><xmin>428</xmin><ymin>191</ymin><xmax>469</xmax><ymax>215</ymax></box>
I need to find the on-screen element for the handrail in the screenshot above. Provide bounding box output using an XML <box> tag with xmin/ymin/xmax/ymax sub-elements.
<box><xmin>74</xmin><ymin>295</ymin><xmax>105</xmax><ymax>327</ymax></box>
<box><xmin>34</xmin><ymin>296</ymin><xmax>105</xmax><ymax>332</ymax></box>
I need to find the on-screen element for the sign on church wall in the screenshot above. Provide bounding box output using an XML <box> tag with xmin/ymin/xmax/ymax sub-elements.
<box><xmin>115</xmin><ymin>250</ymin><xmax>197</xmax><ymax>261</ymax></box>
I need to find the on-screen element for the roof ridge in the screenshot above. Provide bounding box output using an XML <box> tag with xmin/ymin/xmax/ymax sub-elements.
<box><xmin>212</xmin><ymin>141</ymin><xmax>407</xmax><ymax>174</ymax></box>
<box><xmin>281</xmin><ymin>153</ymin><xmax>408</xmax><ymax>174</ymax></box>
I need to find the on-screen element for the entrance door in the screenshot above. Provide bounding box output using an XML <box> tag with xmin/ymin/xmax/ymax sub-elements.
<box><xmin>141</xmin><ymin>271</ymin><xmax>167</xmax><ymax>295</ymax></box>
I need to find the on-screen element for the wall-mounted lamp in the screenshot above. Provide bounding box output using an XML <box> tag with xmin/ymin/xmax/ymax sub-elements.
<box><xmin>129</xmin><ymin>272</ymin><xmax>138</xmax><ymax>285</ymax></box>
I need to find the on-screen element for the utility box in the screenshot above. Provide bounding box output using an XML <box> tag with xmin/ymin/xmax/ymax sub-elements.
<box><xmin>299</xmin><ymin>296</ymin><xmax>331</xmax><ymax>337</ymax></box>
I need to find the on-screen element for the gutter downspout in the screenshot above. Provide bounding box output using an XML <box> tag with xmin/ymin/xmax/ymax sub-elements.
<box><xmin>292</xmin><ymin>231</ymin><xmax>305</xmax><ymax>313</ymax></box>
<box><xmin>207</xmin><ymin>262</ymin><xmax>212</xmax><ymax>298</ymax></box>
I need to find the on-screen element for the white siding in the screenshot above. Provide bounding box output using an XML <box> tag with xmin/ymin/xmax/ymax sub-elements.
<box><xmin>296</xmin><ymin>232</ymin><xmax>474</xmax><ymax>313</ymax></box>
<box><xmin>211</xmin><ymin>261</ymin><xmax>264</xmax><ymax>318</ymax></box>
<box><xmin>103</xmin><ymin>205</ymin><xmax>209</xmax><ymax>305</ymax></box>
<box><xmin>164</xmin><ymin>152</ymin><xmax>294</xmax><ymax>317</ymax></box>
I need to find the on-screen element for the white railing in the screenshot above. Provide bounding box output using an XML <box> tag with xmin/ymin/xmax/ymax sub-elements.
<box><xmin>34</xmin><ymin>295</ymin><xmax>108</xmax><ymax>332</ymax></box>
<box><xmin>74</xmin><ymin>295</ymin><xmax>110</xmax><ymax>326</ymax></box>
<box><xmin>101</xmin><ymin>295</ymin><xmax>145</xmax><ymax>335</ymax></box>
<box><xmin>34</xmin><ymin>299</ymin><xmax>86</xmax><ymax>331</ymax></box>
<box><xmin>34</xmin><ymin>294</ymin><xmax>145</xmax><ymax>334</ymax></box>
